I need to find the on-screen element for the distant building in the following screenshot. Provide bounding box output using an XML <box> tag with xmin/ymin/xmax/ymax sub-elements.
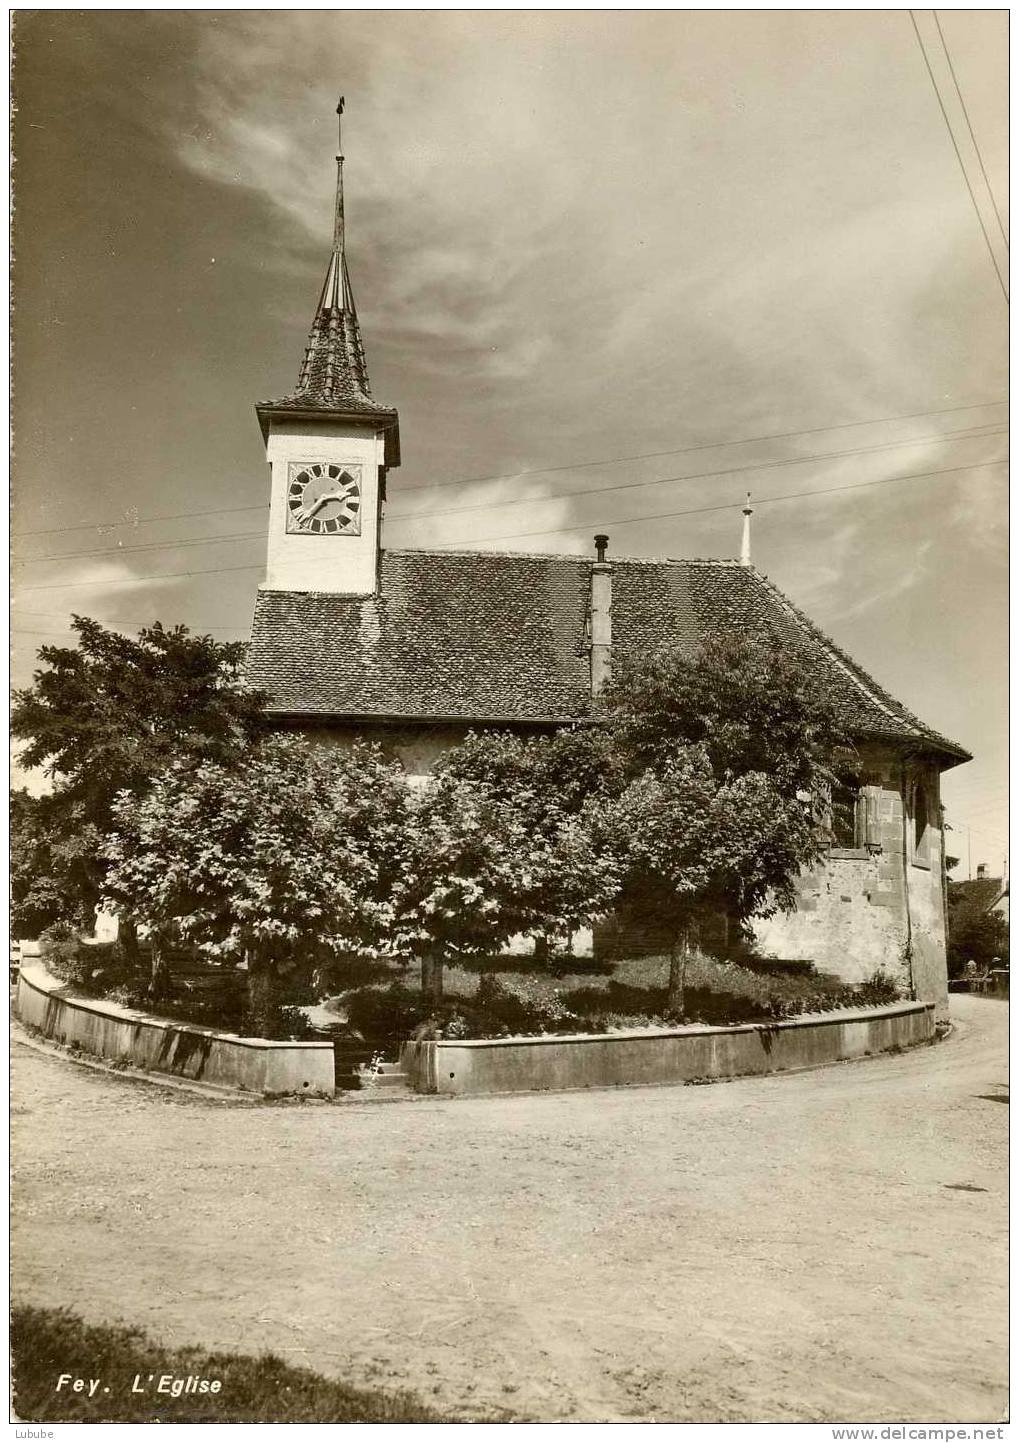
<box><xmin>952</xmin><ymin>866</ymin><xmax>1009</xmax><ymax>926</ymax></box>
<box><xmin>247</xmin><ymin>113</ymin><xmax>970</xmax><ymax>1017</ymax></box>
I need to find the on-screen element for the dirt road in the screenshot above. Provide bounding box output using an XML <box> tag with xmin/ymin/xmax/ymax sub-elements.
<box><xmin>11</xmin><ymin>996</ymin><xmax>1008</xmax><ymax>1423</ymax></box>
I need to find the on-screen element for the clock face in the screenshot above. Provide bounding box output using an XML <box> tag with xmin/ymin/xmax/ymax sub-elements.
<box><xmin>285</xmin><ymin>462</ymin><xmax>362</xmax><ymax>535</ymax></box>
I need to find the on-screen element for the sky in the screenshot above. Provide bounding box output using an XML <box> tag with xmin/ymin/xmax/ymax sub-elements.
<box><xmin>11</xmin><ymin>9</ymin><xmax>1008</xmax><ymax>876</ymax></box>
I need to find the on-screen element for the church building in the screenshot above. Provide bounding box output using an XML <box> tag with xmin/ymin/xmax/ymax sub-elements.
<box><xmin>247</xmin><ymin>112</ymin><xmax>969</xmax><ymax>1018</ymax></box>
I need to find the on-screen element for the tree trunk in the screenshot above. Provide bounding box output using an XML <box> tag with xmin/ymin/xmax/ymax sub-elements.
<box><xmin>666</xmin><ymin>928</ymin><xmax>689</xmax><ymax>1017</ymax></box>
<box><xmin>247</xmin><ymin>958</ymin><xmax>286</xmax><ymax>1038</ymax></box>
<box><xmin>148</xmin><ymin>934</ymin><xmax>173</xmax><ymax>1001</ymax></box>
<box><xmin>120</xmin><ymin>915</ymin><xmax>140</xmax><ymax>960</ymax></box>
<box><xmin>420</xmin><ymin>948</ymin><xmax>444</xmax><ymax>1008</ymax></box>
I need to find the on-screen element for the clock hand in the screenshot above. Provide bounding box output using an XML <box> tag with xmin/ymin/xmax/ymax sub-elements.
<box><xmin>305</xmin><ymin>488</ymin><xmax>350</xmax><ymax>518</ymax></box>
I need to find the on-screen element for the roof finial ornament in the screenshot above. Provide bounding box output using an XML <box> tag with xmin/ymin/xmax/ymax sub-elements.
<box><xmin>740</xmin><ymin>492</ymin><xmax>753</xmax><ymax>567</ymax></box>
<box><xmin>332</xmin><ymin>96</ymin><xmax>346</xmax><ymax>259</ymax></box>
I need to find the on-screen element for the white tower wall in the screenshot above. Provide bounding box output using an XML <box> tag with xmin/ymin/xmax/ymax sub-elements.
<box><xmin>263</xmin><ymin>418</ymin><xmax>387</xmax><ymax>595</ymax></box>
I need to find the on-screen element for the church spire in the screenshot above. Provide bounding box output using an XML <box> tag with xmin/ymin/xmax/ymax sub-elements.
<box><xmin>293</xmin><ymin>96</ymin><xmax>375</xmax><ymax>406</ymax></box>
<box><xmin>255</xmin><ymin>98</ymin><xmax>400</xmax><ymax>469</ymax></box>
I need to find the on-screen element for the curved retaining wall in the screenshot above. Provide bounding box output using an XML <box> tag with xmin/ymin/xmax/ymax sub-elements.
<box><xmin>16</xmin><ymin>963</ymin><xmax>335</xmax><ymax>1098</ymax></box>
<box><xmin>400</xmin><ymin>1000</ymin><xmax>936</xmax><ymax>1096</ymax></box>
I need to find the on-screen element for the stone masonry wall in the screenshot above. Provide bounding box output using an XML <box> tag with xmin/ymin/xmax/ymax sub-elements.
<box><xmin>753</xmin><ymin>748</ymin><xmax>949</xmax><ymax>1018</ymax></box>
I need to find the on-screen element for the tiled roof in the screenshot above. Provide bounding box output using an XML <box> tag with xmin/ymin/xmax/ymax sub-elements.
<box><xmin>258</xmin><ymin>254</ymin><xmax>396</xmax><ymax>421</ymax></box>
<box><xmin>950</xmin><ymin>877</ymin><xmax>1006</xmax><ymax>912</ymax></box>
<box><xmin>247</xmin><ymin>550</ymin><xmax>969</xmax><ymax>761</ymax></box>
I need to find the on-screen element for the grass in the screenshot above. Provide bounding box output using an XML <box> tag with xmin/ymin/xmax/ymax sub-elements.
<box><xmin>439</xmin><ymin>951</ymin><xmax>859</xmax><ymax>1028</ymax></box>
<box><xmin>337</xmin><ymin>950</ymin><xmax>898</xmax><ymax>1046</ymax></box>
<box><xmin>10</xmin><ymin>1306</ymin><xmax>454</xmax><ymax>1424</ymax></box>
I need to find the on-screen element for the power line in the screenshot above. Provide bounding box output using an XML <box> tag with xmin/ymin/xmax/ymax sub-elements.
<box><xmin>10</xmin><ymin>457</ymin><xmax>1007</xmax><ymax>591</ymax></box>
<box><xmin>932</xmin><ymin>10</ymin><xmax>1009</xmax><ymax>252</ymax></box>
<box><xmin>386</xmin><ymin>423</ymin><xmax>1006</xmax><ymax>525</ymax></box>
<box><xmin>422</xmin><ymin>457</ymin><xmax>1008</xmax><ymax>549</ymax></box>
<box><xmin>15</xmin><ymin>562</ymin><xmax>265</xmax><ymax>594</ymax></box>
<box><xmin>11</xmin><ymin>400</ymin><xmax>1006</xmax><ymax>544</ymax></box>
<box><xmin>14</xmin><ymin>530</ymin><xmax>266</xmax><ymax>567</ymax></box>
<box><xmin>14</xmin><ymin>423</ymin><xmax>1005</xmax><ymax>568</ymax></box>
<box><xmin>396</xmin><ymin>398</ymin><xmax>1006</xmax><ymax>495</ymax></box>
<box><xmin>12</xmin><ymin>500</ymin><xmax>268</xmax><ymax>541</ymax></box>
<box><xmin>17</xmin><ymin>424</ymin><xmax>1008</xmax><ymax>566</ymax></box>
<box><xmin>908</xmin><ymin>9</ymin><xmax>1008</xmax><ymax>304</ymax></box>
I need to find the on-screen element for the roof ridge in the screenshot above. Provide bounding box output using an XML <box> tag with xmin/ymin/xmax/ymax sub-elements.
<box><xmin>379</xmin><ymin>546</ymin><xmax>746</xmax><ymax>567</ymax></box>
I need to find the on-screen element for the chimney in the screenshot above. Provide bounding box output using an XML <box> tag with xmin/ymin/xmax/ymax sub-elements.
<box><xmin>976</xmin><ymin>862</ymin><xmax>988</xmax><ymax>880</ymax></box>
<box><xmin>590</xmin><ymin>535</ymin><xmax>612</xmax><ymax>696</ymax></box>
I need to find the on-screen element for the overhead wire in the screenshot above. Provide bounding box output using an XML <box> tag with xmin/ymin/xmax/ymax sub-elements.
<box><xmin>13</xmin><ymin>500</ymin><xmax>268</xmax><ymax>541</ymax></box>
<box><xmin>386</xmin><ymin>423</ymin><xmax>1007</xmax><ymax>525</ymax></box>
<box><xmin>932</xmin><ymin>10</ymin><xmax>1009</xmax><ymax>252</ymax></box>
<box><xmin>13</xmin><ymin>530</ymin><xmax>267</xmax><ymax>567</ymax></box>
<box><xmin>14</xmin><ymin>422</ymin><xmax>1007</xmax><ymax>565</ymax></box>
<box><xmin>15</xmin><ymin>562</ymin><xmax>266</xmax><ymax>594</ymax></box>
<box><xmin>10</xmin><ymin>398</ymin><xmax>1005</xmax><ymax>541</ymax></box>
<box><xmin>422</xmin><ymin>457</ymin><xmax>1008</xmax><ymax>549</ymax></box>
<box><xmin>395</xmin><ymin>398</ymin><xmax>1006</xmax><ymax>494</ymax></box>
<box><xmin>11</xmin><ymin>457</ymin><xmax>1007</xmax><ymax>588</ymax></box>
<box><xmin>908</xmin><ymin>9</ymin><xmax>1009</xmax><ymax>303</ymax></box>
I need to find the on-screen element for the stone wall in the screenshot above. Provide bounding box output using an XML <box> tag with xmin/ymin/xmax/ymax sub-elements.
<box><xmin>753</xmin><ymin>747</ymin><xmax>949</xmax><ymax>1017</ymax></box>
<box><xmin>16</xmin><ymin>963</ymin><xmax>335</xmax><ymax>1097</ymax></box>
<box><xmin>289</xmin><ymin>719</ymin><xmax>555</xmax><ymax>784</ymax></box>
<box><xmin>400</xmin><ymin>1000</ymin><xmax>936</xmax><ymax>1096</ymax></box>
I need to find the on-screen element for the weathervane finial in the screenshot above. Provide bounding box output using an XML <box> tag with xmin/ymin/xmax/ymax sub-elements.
<box><xmin>336</xmin><ymin>95</ymin><xmax>345</xmax><ymax>155</ymax></box>
<box><xmin>740</xmin><ymin>492</ymin><xmax>753</xmax><ymax>567</ymax></box>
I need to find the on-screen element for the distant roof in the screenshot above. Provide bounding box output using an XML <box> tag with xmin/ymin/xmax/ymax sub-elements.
<box><xmin>246</xmin><ymin>549</ymin><xmax>970</xmax><ymax>763</ymax></box>
<box><xmin>950</xmin><ymin>877</ymin><xmax>1008</xmax><ymax>912</ymax></box>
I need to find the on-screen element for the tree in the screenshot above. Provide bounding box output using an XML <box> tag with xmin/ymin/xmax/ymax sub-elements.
<box><xmin>10</xmin><ymin>617</ymin><xmax>268</xmax><ymax>939</ymax></box>
<box><xmin>433</xmin><ymin>727</ymin><xmax>622</xmax><ymax>956</ymax></box>
<box><xmin>103</xmin><ymin>738</ymin><xmax>410</xmax><ymax>1035</ymax></box>
<box><xmin>603</xmin><ymin>749</ymin><xmax>825</xmax><ymax>1012</ymax></box>
<box><xmin>946</xmin><ymin>887</ymin><xmax>1009</xmax><ymax>977</ymax></box>
<box><xmin>600</xmin><ymin>633</ymin><xmax>845</xmax><ymax>1012</ymax></box>
<box><xmin>393</xmin><ymin>744</ymin><xmax>621</xmax><ymax>1006</ymax></box>
<box><xmin>10</xmin><ymin>789</ymin><xmax>104</xmax><ymax>938</ymax></box>
<box><xmin>604</xmin><ymin>630</ymin><xmax>847</xmax><ymax>792</ymax></box>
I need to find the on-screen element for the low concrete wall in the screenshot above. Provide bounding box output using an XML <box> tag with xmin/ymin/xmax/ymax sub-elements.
<box><xmin>399</xmin><ymin>1000</ymin><xmax>935</xmax><ymax>1097</ymax></box>
<box><xmin>16</xmin><ymin>963</ymin><xmax>335</xmax><ymax>1098</ymax></box>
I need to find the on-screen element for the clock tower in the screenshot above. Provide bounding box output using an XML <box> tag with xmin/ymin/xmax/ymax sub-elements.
<box><xmin>255</xmin><ymin>99</ymin><xmax>400</xmax><ymax>596</ymax></box>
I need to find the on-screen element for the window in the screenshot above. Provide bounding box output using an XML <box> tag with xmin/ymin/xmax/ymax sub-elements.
<box><xmin>830</xmin><ymin>775</ymin><xmax>863</xmax><ymax>849</ymax></box>
<box><xmin>912</xmin><ymin>778</ymin><xmax>933</xmax><ymax>867</ymax></box>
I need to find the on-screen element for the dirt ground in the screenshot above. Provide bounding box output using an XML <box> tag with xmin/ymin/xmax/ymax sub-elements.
<box><xmin>10</xmin><ymin>995</ymin><xmax>1008</xmax><ymax>1424</ymax></box>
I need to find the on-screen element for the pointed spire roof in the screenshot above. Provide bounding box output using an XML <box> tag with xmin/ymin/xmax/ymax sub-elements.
<box><xmin>257</xmin><ymin>99</ymin><xmax>400</xmax><ymax>464</ymax></box>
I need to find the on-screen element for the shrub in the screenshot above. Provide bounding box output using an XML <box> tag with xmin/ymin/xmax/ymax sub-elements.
<box><xmin>852</xmin><ymin>969</ymin><xmax>901</xmax><ymax>1007</ymax></box>
<box><xmin>241</xmin><ymin>1002</ymin><xmax>314</xmax><ymax>1042</ymax></box>
<box><xmin>342</xmin><ymin>958</ymin><xmax>905</xmax><ymax>1048</ymax></box>
<box><xmin>40</xmin><ymin>925</ymin><xmax>145</xmax><ymax>997</ymax></box>
<box><xmin>345</xmin><ymin>985</ymin><xmax>431</xmax><ymax>1045</ymax></box>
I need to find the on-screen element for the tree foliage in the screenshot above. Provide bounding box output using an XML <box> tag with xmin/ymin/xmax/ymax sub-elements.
<box><xmin>103</xmin><ymin>738</ymin><xmax>411</xmax><ymax>1034</ymax></box>
<box><xmin>10</xmin><ymin>617</ymin><xmax>267</xmax><ymax>934</ymax></box>
<box><xmin>604</xmin><ymin>630</ymin><xmax>847</xmax><ymax>792</ymax></box>
<box><xmin>599</xmin><ymin>632</ymin><xmax>846</xmax><ymax>1011</ymax></box>
<box><xmin>396</xmin><ymin>744</ymin><xmax>621</xmax><ymax>1002</ymax></box>
<box><xmin>946</xmin><ymin>887</ymin><xmax>1009</xmax><ymax>977</ymax></box>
